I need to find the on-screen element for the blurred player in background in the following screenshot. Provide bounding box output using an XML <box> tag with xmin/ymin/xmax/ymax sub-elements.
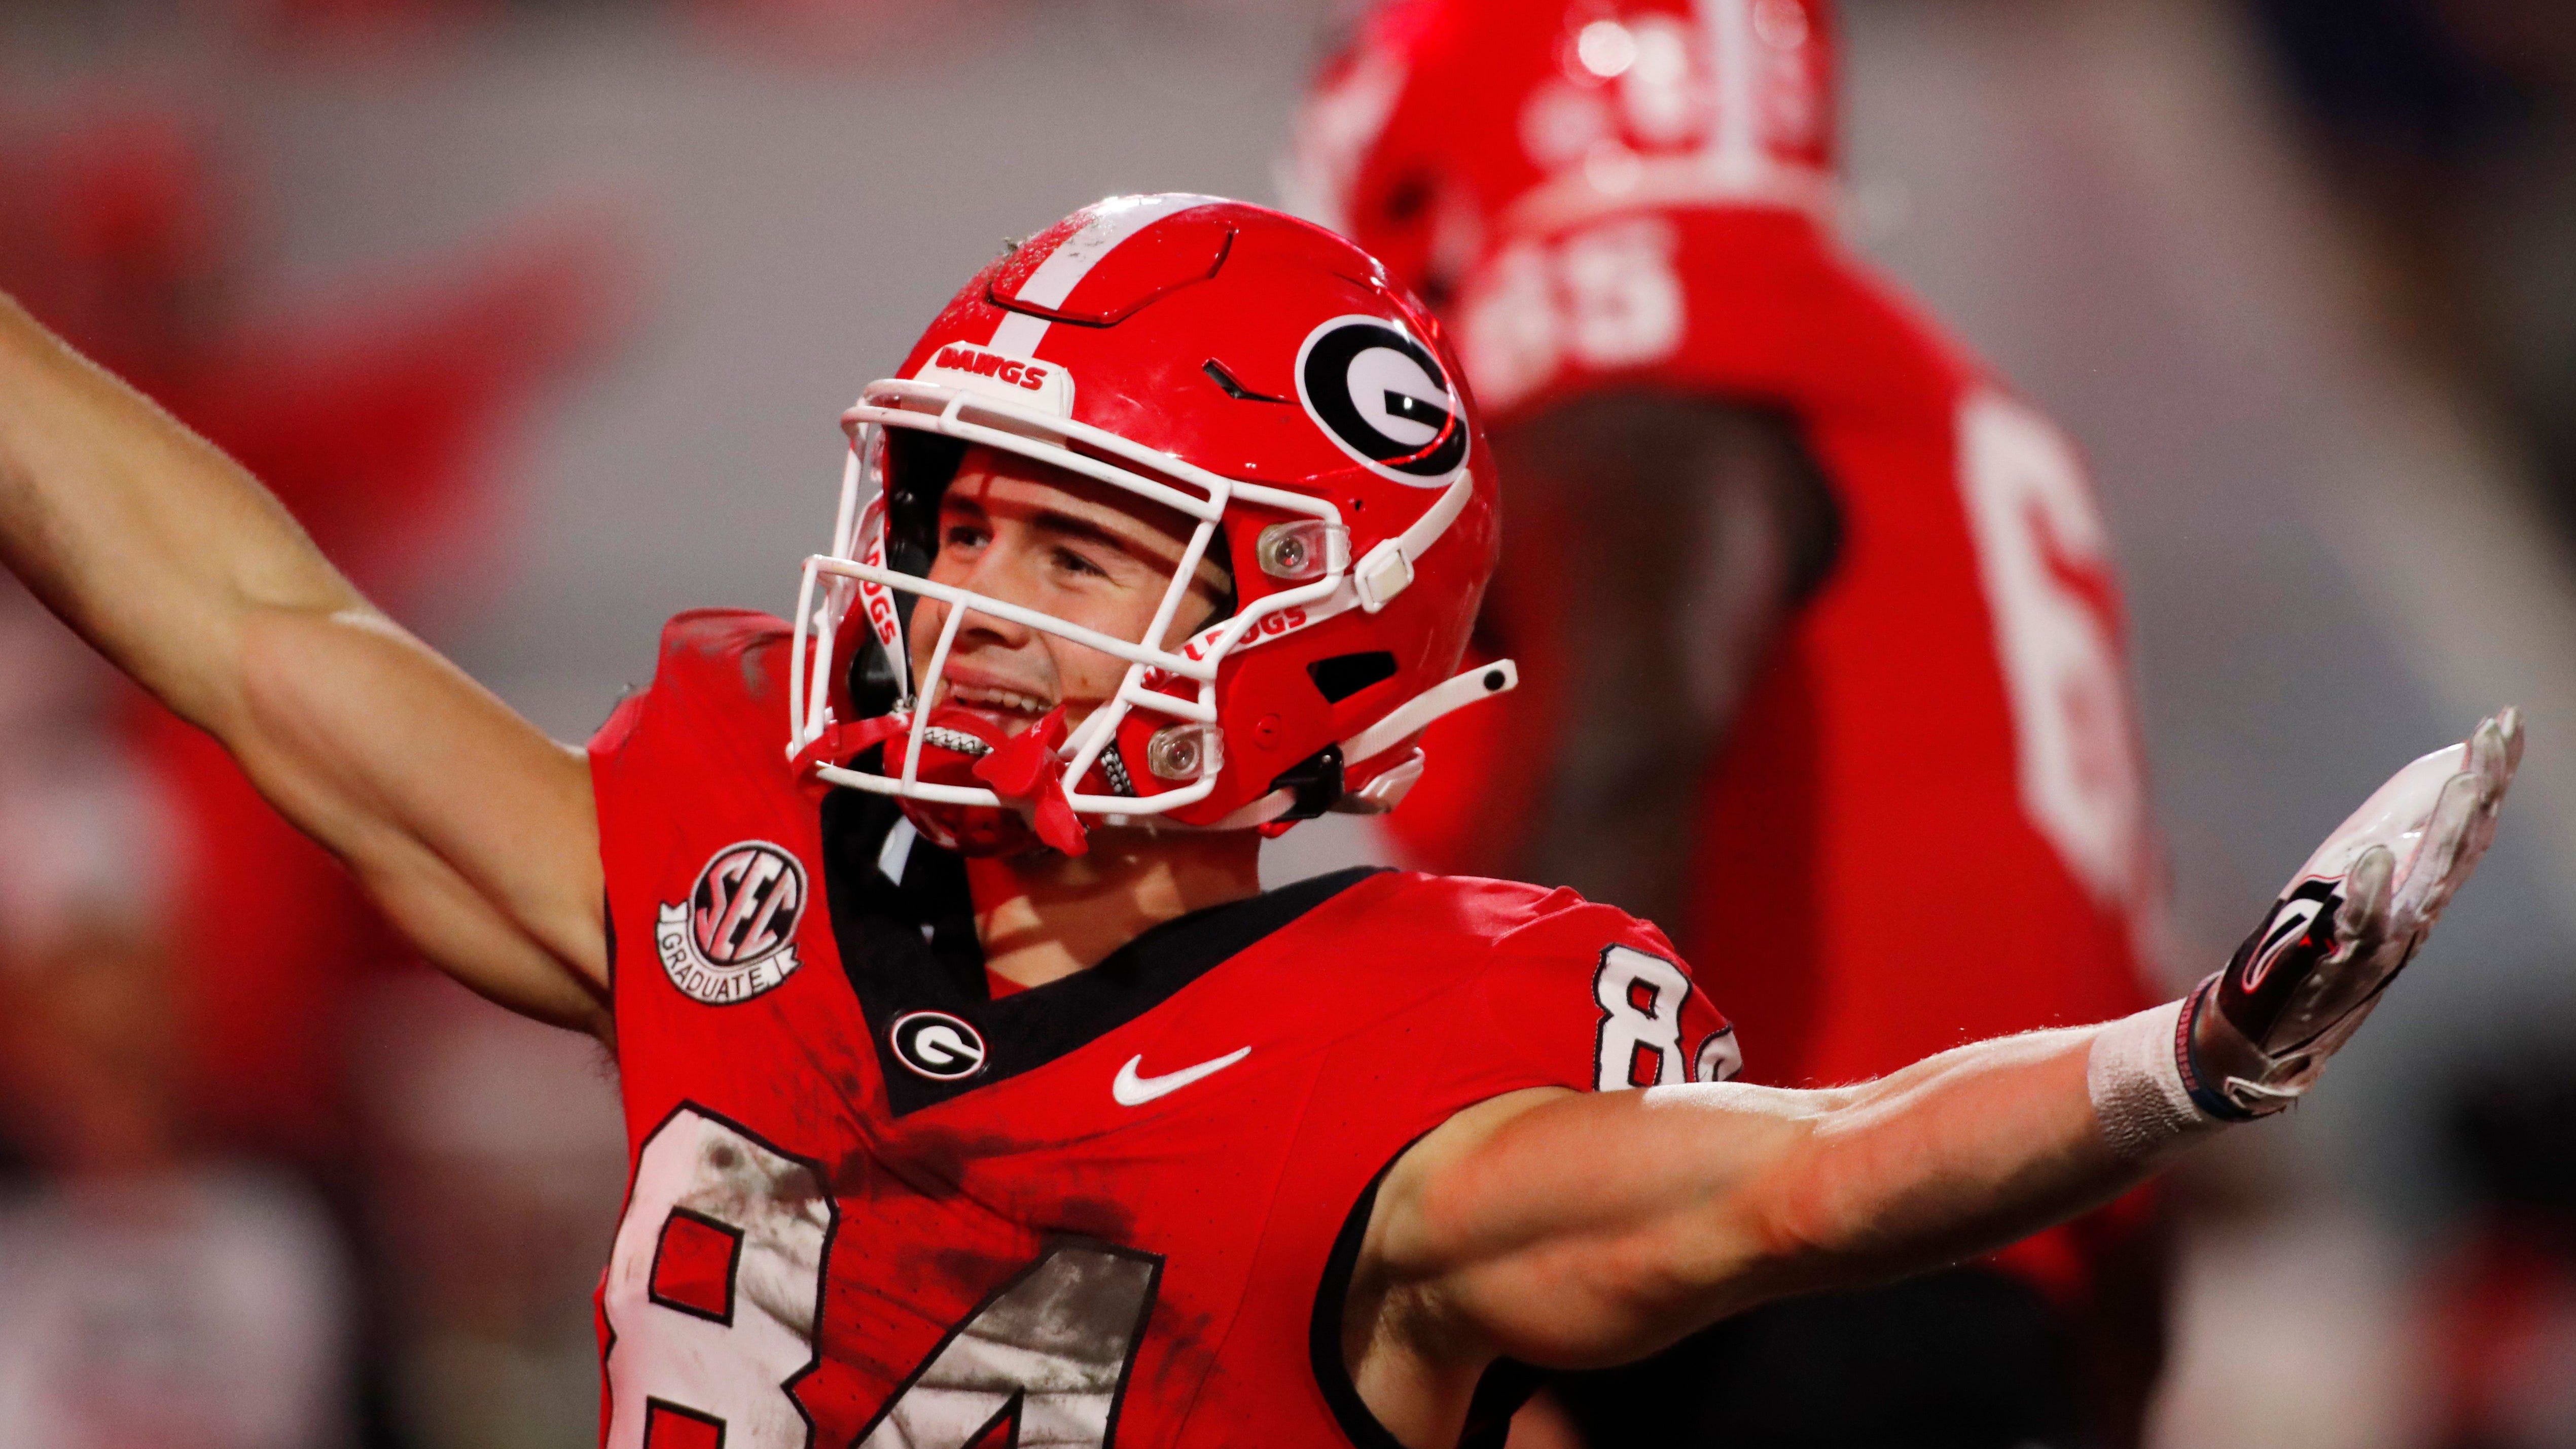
<box><xmin>1287</xmin><ymin>3</ymin><xmax>2165</xmax><ymax>1443</ymax></box>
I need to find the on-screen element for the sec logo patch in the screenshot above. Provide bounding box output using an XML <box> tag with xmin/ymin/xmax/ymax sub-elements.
<box><xmin>656</xmin><ymin>841</ymin><xmax>807</xmax><ymax>1005</ymax></box>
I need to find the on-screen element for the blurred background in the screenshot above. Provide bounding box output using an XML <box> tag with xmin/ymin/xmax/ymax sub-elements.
<box><xmin>0</xmin><ymin>0</ymin><xmax>2572</xmax><ymax>1445</ymax></box>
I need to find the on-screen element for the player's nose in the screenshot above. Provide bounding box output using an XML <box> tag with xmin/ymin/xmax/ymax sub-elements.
<box><xmin>942</xmin><ymin>571</ymin><xmax>1042</xmax><ymax>653</ymax></box>
<box><xmin>912</xmin><ymin>591</ymin><xmax>1037</xmax><ymax>679</ymax></box>
<box><xmin>942</xmin><ymin>539</ymin><xmax>1055</xmax><ymax>638</ymax></box>
<box><xmin>953</xmin><ymin>598</ymin><xmax>1036</xmax><ymax>651</ymax></box>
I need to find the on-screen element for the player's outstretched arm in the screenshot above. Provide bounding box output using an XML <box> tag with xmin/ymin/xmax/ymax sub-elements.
<box><xmin>1353</xmin><ymin>713</ymin><xmax>2520</xmax><ymax>1439</ymax></box>
<box><xmin>0</xmin><ymin>294</ymin><xmax>608</xmax><ymax>1033</ymax></box>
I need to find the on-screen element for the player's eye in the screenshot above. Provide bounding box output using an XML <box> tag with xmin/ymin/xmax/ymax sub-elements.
<box><xmin>1052</xmin><ymin>545</ymin><xmax>1112</xmax><ymax>581</ymax></box>
<box><xmin>942</xmin><ymin>522</ymin><xmax>989</xmax><ymax>552</ymax></box>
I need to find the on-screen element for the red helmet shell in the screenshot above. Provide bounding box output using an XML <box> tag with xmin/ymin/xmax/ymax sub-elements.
<box><xmin>796</xmin><ymin>195</ymin><xmax>1501</xmax><ymax>846</ymax></box>
<box><xmin>1284</xmin><ymin>0</ymin><xmax>1836</xmax><ymax>302</ymax></box>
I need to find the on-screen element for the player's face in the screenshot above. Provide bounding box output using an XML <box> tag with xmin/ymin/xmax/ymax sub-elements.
<box><xmin>911</xmin><ymin>445</ymin><xmax>1230</xmax><ymax>737</ymax></box>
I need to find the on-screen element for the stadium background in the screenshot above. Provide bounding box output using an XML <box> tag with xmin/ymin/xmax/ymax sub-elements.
<box><xmin>1</xmin><ymin>1</ymin><xmax>2572</xmax><ymax>1445</ymax></box>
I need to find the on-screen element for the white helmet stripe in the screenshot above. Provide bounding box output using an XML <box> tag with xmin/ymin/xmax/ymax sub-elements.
<box><xmin>984</xmin><ymin>193</ymin><xmax>1230</xmax><ymax>360</ymax></box>
<box><xmin>986</xmin><ymin>308</ymin><xmax>1050</xmax><ymax>359</ymax></box>
<box><xmin>1703</xmin><ymin>0</ymin><xmax>1758</xmax><ymax>174</ymax></box>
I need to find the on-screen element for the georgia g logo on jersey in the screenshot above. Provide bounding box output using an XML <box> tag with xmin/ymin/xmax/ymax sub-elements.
<box><xmin>888</xmin><ymin>1011</ymin><xmax>988</xmax><ymax>1080</ymax></box>
<box><xmin>656</xmin><ymin>841</ymin><xmax>808</xmax><ymax>1005</ymax></box>
<box><xmin>1296</xmin><ymin>314</ymin><xmax>1469</xmax><ymax>486</ymax></box>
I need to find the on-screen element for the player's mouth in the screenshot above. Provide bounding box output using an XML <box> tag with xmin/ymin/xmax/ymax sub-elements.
<box><xmin>941</xmin><ymin>680</ymin><xmax>1056</xmax><ymax>735</ymax></box>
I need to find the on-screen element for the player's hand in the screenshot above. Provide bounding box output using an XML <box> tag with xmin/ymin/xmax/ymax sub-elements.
<box><xmin>2180</xmin><ymin>710</ymin><xmax>2521</xmax><ymax>1119</ymax></box>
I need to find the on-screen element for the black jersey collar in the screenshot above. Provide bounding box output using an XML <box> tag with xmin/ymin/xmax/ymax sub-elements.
<box><xmin>818</xmin><ymin>789</ymin><xmax>1382</xmax><ymax>1116</ymax></box>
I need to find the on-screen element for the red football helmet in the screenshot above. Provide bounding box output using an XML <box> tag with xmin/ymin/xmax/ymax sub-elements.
<box><xmin>1281</xmin><ymin>0</ymin><xmax>1836</xmax><ymax>303</ymax></box>
<box><xmin>786</xmin><ymin>194</ymin><xmax>1510</xmax><ymax>856</ymax></box>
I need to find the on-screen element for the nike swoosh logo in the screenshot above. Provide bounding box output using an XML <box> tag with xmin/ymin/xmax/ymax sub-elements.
<box><xmin>1112</xmin><ymin>1046</ymin><xmax>1251</xmax><ymax>1107</ymax></box>
<box><xmin>2243</xmin><ymin>896</ymin><xmax>2326</xmax><ymax>992</ymax></box>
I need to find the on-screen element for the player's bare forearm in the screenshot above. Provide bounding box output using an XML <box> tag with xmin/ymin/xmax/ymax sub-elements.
<box><xmin>0</xmin><ymin>292</ymin><xmax>608</xmax><ymax>1029</ymax></box>
<box><xmin>1739</xmin><ymin>1024</ymin><xmax>2140</xmax><ymax>1288</ymax></box>
<box><xmin>1371</xmin><ymin>1024</ymin><xmax>2142</xmax><ymax>1373</ymax></box>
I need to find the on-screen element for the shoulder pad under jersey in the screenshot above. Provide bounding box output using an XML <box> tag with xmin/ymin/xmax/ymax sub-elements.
<box><xmin>590</xmin><ymin>608</ymin><xmax>796</xmax><ymax>765</ymax></box>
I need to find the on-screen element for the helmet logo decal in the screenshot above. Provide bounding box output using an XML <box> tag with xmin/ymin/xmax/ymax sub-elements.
<box><xmin>914</xmin><ymin>344</ymin><xmax>1076</xmax><ymax>417</ymax></box>
<box><xmin>931</xmin><ymin>345</ymin><xmax>1052</xmax><ymax>392</ymax></box>
<box><xmin>1295</xmin><ymin>314</ymin><xmax>1469</xmax><ymax>486</ymax></box>
<box><xmin>656</xmin><ymin>841</ymin><xmax>807</xmax><ymax>1005</ymax></box>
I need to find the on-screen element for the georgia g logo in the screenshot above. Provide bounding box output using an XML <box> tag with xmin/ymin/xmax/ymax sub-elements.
<box><xmin>656</xmin><ymin>841</ymin><xmax>808</xmax><ymax>1005</ymax></box>
<box><xmin>1296</xmin><ymin>314</ymin><xmax>1469</xmax><ymax>486</ymax></box>
<box><xmin>888</xmin><ymin>1011</ymin><xmax>988</xmax><ymax>1080</ymax></box>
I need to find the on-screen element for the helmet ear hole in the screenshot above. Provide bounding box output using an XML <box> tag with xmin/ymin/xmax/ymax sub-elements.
<box><xmin>1307</xmin><ymin>651</ymin><xmax>1399</xmax><ymax>703</ymax></box>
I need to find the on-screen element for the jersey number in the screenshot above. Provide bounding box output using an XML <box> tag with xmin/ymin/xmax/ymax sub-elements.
<box><xmin>603</xmin><ymin>1107</ymin><xmax>1161</xmax><ymax>1448</ymax></box>
<box><xmin>1458</xmin><ymin>218</ymin><xmax>1686</xmax><ymax>412</ymax></box>
<box><xmin>1958</xmin><ymin>392</ymin><xmax>2146</xmax><ymax>907</ymax></box>
<box><xmin>1594</xmin><ymin>944</ymin><xmax>1739</xmax><ymax>1091</ymax></box>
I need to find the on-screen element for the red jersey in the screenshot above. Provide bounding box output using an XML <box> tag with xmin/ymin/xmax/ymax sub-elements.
<box><xmin>1390</xmin><ymin>207</ymin><xmax>2159</xmax><ymax>1293</ymax></box>
<box><xmin>588</xmin><ymin>610</ymin><xmax>1736</xmax><ymax>1449</ymax></box>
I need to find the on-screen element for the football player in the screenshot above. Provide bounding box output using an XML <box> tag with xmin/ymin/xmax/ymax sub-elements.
<box><xmin>1284</xmin><ymin>1</ymin><xmax>2173</xmax><ymax>1439</ymax></box>
<box><xmin>0</xmin><ymin>192</ymin><xmax>2519</xmax><ymax>1449</ymax></box>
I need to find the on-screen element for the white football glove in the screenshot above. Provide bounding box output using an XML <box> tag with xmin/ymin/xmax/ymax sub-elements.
<box><xmin>2180</xmin><ymin>709</ymin><xmax>2522</xmax><ymax>1119</ymax></box>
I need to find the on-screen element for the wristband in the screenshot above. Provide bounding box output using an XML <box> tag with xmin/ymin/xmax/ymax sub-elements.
<box><xmin>2173</xmin><ymin>973</ymin><xmax>2271</xmax><ymax>1122</ymax></box>
<box><xmin>2085</xmin><ymin>998</ymin><xmax>2219</xmax><ymax>1160</ymax></box>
